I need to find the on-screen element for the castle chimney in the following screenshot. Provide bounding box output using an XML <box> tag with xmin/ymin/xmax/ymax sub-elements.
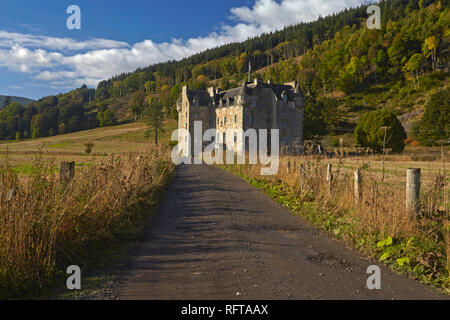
<box><xmin>207</xmin><ymin>86</ymin><xmax>216</xmax><ymax>98</ymax></box>
<box><xmin>182</xmin><ymin>85</ymin><xmax>189</xmax><ymax>96</ymax></box>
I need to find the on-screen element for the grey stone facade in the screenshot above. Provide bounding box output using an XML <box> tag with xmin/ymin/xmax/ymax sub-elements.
<box><xmin>177</xmin><ymin>78</ymin><xmax>304</xmax><ymax>156</ymax></box>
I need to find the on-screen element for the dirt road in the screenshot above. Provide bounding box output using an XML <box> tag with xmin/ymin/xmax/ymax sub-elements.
<box><xmin>115</xmin><ymin>164</ymin><xmax>445</xmax><ymax>300</ymax></box>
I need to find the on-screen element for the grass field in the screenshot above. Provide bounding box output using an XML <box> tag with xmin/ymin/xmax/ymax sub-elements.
<box><xmin>0</xmin><ymin>120</ymin><xmax>178</xmax><ymax>171</ymax></box>
<box><xmin>284</xmin><ymin>155</ymin><xmax>448</xmax><ymax>186</ymax></box>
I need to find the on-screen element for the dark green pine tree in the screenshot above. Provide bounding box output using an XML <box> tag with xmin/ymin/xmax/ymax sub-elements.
<box><xmin>144</xmin><ymin>82</ymin><xmax>165</xmax><ymax>145</ymax></box>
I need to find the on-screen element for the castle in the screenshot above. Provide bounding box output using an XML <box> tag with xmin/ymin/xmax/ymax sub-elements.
<box><xmin>177</xmin><ymin>78</ymin><xmax>304</xmax><ymax>156</ymax></box>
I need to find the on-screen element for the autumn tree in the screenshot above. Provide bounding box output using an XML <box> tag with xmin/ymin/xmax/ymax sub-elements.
<box><xmin>422</xmin><ymin>36</ymin><xmax>439</xmax><ymax>71</ymax></box>
<box><xmin>404</xmin><ymin>53</ymin><xmax>423</xmax><ymax>87</ymax></box>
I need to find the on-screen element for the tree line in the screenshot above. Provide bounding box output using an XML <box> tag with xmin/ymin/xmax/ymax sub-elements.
<box><xmin>0</xmin><ymin>0</ymin><xmax>447</xmax><ymax>147</ymax></box>
<box><xmin>0</xmin><ymin>85</ymin><xmax>117</xmax><ymax>140</ymax></box>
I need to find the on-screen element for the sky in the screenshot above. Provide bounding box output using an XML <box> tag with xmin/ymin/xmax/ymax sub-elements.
<box><xmin>0</xmin><ymin>0</ymin><xmax>367</xmax><ymax>100</ymax></box>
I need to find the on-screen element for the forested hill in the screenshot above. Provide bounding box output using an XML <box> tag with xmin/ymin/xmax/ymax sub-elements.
<box><xmin>0</xmin><ymin>0</ymin><xmax>448</xmax><ymax>144</ymax></box>
<box><xmin>0</xmin><ymin>96</ymin><xmax>34</xmax><ymax>108</ymax></box>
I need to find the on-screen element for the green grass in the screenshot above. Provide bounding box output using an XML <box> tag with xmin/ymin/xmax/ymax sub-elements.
<box><xmin>12</xmin><ymin>164</ymin><xmax>57</xmax><ymax>175</ymax></box>
<box><xmin>48</xmin><ymin>142</ymin><xmax>71</xmax><ymax>148</ymax></box>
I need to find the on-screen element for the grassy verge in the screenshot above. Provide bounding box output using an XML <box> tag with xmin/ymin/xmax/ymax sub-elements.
<box><xmin>220</xmin><ymin>160</ymin><xmax>449</xmax><ymax>294</ymax></box>
<box><xmin>0</xmin><ymin>146</ymin><xmax>175</xmax><ymax>299</ymax></box>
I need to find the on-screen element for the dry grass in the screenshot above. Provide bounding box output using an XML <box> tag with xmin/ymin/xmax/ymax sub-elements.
<box><xmin>0</xmin><ymin>120</ymin><xmax>178</xmax><ymax>168</ymax></box>
<box><xmin>0</xmin><ymin>145</ymin><xmax>175</xmax><ymax>298</ymax></box>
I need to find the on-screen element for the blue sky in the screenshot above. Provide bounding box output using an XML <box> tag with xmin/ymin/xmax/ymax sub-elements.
<box><xmin>0</xmin><ymin>0</ymin><xmax>364</xmax><ymax>100</ymax></box>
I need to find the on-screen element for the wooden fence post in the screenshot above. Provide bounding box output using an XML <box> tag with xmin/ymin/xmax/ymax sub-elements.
<box><xmin>60</xmin><ymin>161</ymin><xmax>75</xmax><ymax>184</ymax></box>
<box><xmin>300</xmin><ymin>163</ymin><xmax>305</xmax><ymax>192</ymax></box>
<box><xmin>406</xmin><ymin>168</ymin><xmax>420</xmax><ymax>214</ymax></box>
<box><xmin>354</xmin><ymin>169</ymin><xmax>362</xmax><ymax>205</ymax></box>
<box><xmin>326</xmin><ymin>164</ymin><xmax>333</xmax><ymax>194</ymax></box>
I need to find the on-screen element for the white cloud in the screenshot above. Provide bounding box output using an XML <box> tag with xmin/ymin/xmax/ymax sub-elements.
<box><xmin>0</xmin><ymin>31</ymin><xmax>129</xmax><ymax>51</ymax></box>
<box><xmin>0</xmin><ymin>0</ymin><xmax>365</xmax><ymax>90</ymax></box>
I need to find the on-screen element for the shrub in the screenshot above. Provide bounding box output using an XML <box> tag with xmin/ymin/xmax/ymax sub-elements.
<box><xmin>415</xmin><ymin>87</ymin><xmax>450</xmax><ymax>146</ymax></box>
<box><xmin>354</xmin><ymin>109</ymin><xmax>407</xmax><ymax>153</ymax></box>
<box><xmin>84</xmin><ymin>142</ymin><xmax>94</xmax><ymax>154</ymax></box>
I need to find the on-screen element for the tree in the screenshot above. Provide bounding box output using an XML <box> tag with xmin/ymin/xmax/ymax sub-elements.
<box><xmin>130</xmin><ymin>90</ymin><xmax>145</xmax><ymax>120</ymax></box>
<box><xmin>355</xmin><ymin>109</ymin><xmax>407</xmax><ymax>153</ymax></box>
<box><xmin>30</xmin><ymin>114</ymin><xmax>46</xmax><ymax>138</ymax></box>
<box><xmin>415</xmin><ymin>87</ymin><xmax>449</xmax><ymax>146</ymax></box>
<box><xmin>84</xmin><ymin>142</ymin><xmax>94</xmax><ymax>154</ymax></box>
<box><xmin>404</xmin><ymin>53</ymin><xmax>423</xmax><ymax>87</ymax></box>
<box><xmin>96</xmin><ymin>109</ymin><xmax>116</xmax><ymax>127</ymax></box>
<box><xmin>422</xmin><ymin>36</ymin><xmax>439</xmax><ymax>71</ymax></box>
<box><xmin>2</xmin><ymin>96</ymin><xmax>11</xmax><ymax>108</ymax></box>
<box><xmin>102</xmin><ymin>110</ymin><xmax>117</xmax><ymax>126</ymax></box>
<box><xmin>144</xmin><ymin>82</ymin><xmax>165</xmax><ymax>145</ymax></box>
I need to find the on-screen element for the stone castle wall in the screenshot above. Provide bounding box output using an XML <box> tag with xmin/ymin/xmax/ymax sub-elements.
<box><xmin>178</xmin><ymin>79</ymin><xmax>304</xmax><ymax>156</ymax></box>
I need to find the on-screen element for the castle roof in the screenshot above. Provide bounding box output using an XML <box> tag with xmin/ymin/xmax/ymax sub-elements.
<box><xmin>184</xmin><ymin>80</ymin><xmax>303</xmax><ymax>106</ymax></box>
<box><xmin>221</xmin><ymin>84</ymin><xmax>252</xmax><ymax>100</ymax></box>
<box><xmin>187</xmin><ymin>90</ymin><xmax>210</xmax><ymax>106</ymax></box>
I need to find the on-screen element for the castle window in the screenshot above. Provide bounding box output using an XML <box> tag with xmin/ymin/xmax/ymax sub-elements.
<box><xmin>224</xmin><ymin>117</ymin><xmax>226</xmax><ymax>125</ymax></box>
<box><xmin>234</xmin><ymin>115</ymin><xmax>237</xmax><ymax>123</ymax></box>
<box><xmin>282</xmin><ymin>91</ymin><xmax>288</xmax><ymax>103</ymax></box>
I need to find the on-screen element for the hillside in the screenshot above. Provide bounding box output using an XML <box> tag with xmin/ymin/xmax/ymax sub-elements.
<box><xmin>0</xmin><ymin>95</ymin><xmax>34</xmax><ymax>107</ymax></box>
<box><xmin>0</xmin><ymin>0</ymin><xmax>448</xmax><ymax>147</ymax></box>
